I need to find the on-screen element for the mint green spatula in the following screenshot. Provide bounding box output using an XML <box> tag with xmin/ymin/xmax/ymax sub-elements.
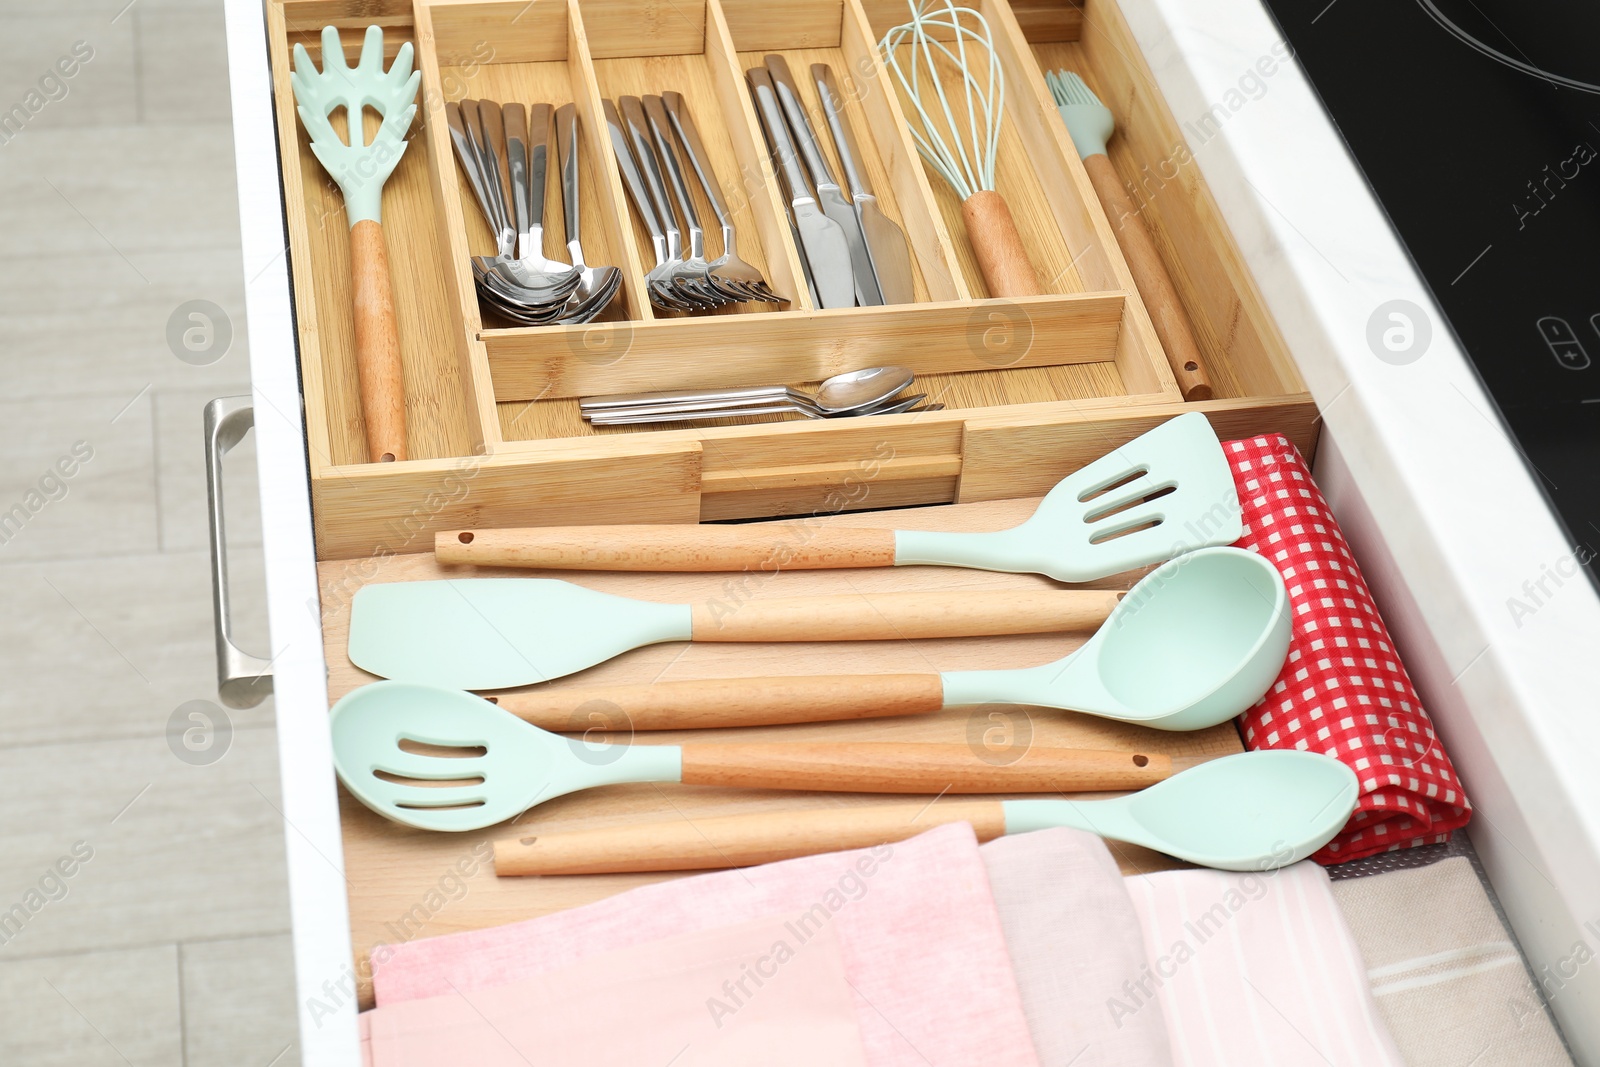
<box><xmin>492</xmin><ymin>750</ymin><xmax>1361</xmax><ymax>875</ymax></box>
<box><xmin>347</xmin><ymin>580</ymin><xmax>1122</xmax><ymax>690</ymax></box>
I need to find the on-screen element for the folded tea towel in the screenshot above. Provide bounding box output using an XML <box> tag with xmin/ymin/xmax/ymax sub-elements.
<box><xmin>982</xmin><ymin>828</ymin><xmax>1173</xmax><ymax>1067</ymax></box>
<box><xmin>1227</xmin><ymin>434</ymin><xmax>1471</xmax><ymax>862</ymax></box>
<box><xmin>1331</xmin><ymin>856</ymin><xmax>1572</xmax><ymax>1066</ymax></box>
<box><xmin>1125</xmin><ymin>860</ymin><xmax>1404</xmax><ymax>1066</ymax></box>
<box><xmin>371</xmin><ymin>822</ymin><xmax>1040</xmax><ymax>1067</ymax></box>
<box><xmin>362</xmin><ymin>915</ymin><xmax>868</xmax><ymax>1066</ymax></box>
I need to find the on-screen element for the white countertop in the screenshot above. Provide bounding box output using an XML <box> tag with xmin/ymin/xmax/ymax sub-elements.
<box><xmin>1120</xmin><ymin>0</ymin><xmax>1600</xmax><ymax>1056</ymax></box>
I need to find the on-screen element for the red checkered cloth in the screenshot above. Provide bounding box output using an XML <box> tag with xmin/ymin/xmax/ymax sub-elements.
<box><xmin>1226</xmin><ymin>435</ymin><xmax>1471</xmax><ymax>864</ymax></box>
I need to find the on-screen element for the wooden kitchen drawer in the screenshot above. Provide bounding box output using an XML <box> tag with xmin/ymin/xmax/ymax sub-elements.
<box><xmin>320</xmin><ymin>496</ymin><xmax>1251</xmax><ymax>1007</ymax></box>
<box><xmin>265</xmin><ymin>0</ymin><xmax>1316</xmax><ymax>562</ymax></box>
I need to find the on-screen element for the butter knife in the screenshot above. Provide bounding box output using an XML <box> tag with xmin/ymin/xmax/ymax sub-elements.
<box><xmin>765</xmin><ymin>54</ymin><xmax>882</xmax><ymax>306</ymax></box>
<box><xmin>747</xmin><ymin>68</ymin><xmax>855</xmax><ymax>310</ymax></box>
<box><xmin>813</xmin><ymin>63</ymin><xmax>916</xmax><ymax>306</ymax></box>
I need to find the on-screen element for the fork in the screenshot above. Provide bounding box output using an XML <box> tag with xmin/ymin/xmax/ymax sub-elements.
<box><xmin>642</xmin><ymin>94</ymin><xmax>735</xmax><ymax>307</ymax></box>
<box><xmin>601</xmin><ymin>100</ymin><xmax>697</xmax><ymax>313</ymax></box>
<box><xmin>662</xmin><ymin>91</ymin><xmax>785</xmax><ymax>304</ymax></box>
<box><xmin>1048</xmin><ymin>69</ymin><xmax>1212</xmax><ymax>401</ymax></box>
<box><xmin>617</xmin><ymin>96</ymin><xmax>722</xmax><ymax>311</ymax></box>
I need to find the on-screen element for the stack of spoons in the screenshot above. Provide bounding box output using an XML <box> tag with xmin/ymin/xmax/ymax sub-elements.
<box><xmin>579</xmin><ymin>365</ymin><xmax>938</xmax><ymax>425</ymax></box>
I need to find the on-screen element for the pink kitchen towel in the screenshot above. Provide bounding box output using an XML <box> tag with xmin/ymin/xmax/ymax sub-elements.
<box><xmin>363</xmin><ymin>915</ymin><xmax>869</xmax><ymax>1066</ymax></box>
<box><xmin>1125</xmin><ymin>861</ymin><xmax>1404</xmax><ymax>1067</ymax></box>
<box><xmin>982</xmin><ymin>828</ymin><xmax>1173</xmax><ymax>1067</ymax></box>
<box><xmin>372</xmin><ymin>822</ymin><xmax>1040</xmax><ymax>1067</ymax></box>
<box><xmin>1227</xmin><ymin>435</ymin><xmax>1471</xmax><ymax>862</ymax></box>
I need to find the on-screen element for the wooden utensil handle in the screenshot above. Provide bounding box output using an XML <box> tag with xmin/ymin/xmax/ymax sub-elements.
<box><xmin>495</xmin><ymin>799</ymin><xmax>1008</xmax><ymax>875</ymax></box>
<box><xmin>348</xmin><ymin>219</ymin><xmax>407</xmax><ymax>462</ymax></box>
<box><xmin>437</xmin><ymin>525</ymin><xmax>897</xmax><ymax>570</ymax></box>
<box><xmin>679</xmin><ymin>743</ymin><xmax>1170</xmax><ymax>792</ymax></box>
<box><xmin>494</xmin><ymin>673</ymin><xmax>946</xmax><ymax>730</ymax></box>
<box><xmin>961</xmin><ymin>190</ymin><xmax>1044</xmax><ymax>297</ymax></box>
<box><xmin>1082</xmin><ymin>153</ymin><xmax>1213</xmax><ymax>401</ymax></box>
<box><xmin>688</xmin><ymin>588</ymin><xmax>1120</xmax><ymax>641</ymax></box>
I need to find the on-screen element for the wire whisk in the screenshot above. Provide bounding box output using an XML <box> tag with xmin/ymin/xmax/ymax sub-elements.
<box><xmin>879</xmin><ymin>0</ymin><xmax>1041</xmax><ymax>296</ymax></box>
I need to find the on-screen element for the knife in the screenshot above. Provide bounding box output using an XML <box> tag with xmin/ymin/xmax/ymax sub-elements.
<box><xmin>746</xmin><ymin>68</ymin><xmax>855</xmax><ymax>310</ymax></box>
<box><xmin>746</xmin><ymin>77</ymin><xmax>822</xmax><ymax>307</ymax></box>
<box><xmin>812</xmin><ymin>63</ymin><xmax>917</xmax><ymax>307</ymax></box>
<box><xmin>764</xmin><ymin>55</ymin><xmax>882</xmax><ymax>307</ymax></box>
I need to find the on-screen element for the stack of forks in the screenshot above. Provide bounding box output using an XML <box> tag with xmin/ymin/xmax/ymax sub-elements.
<box><xmin>605</xmin><ymin>93</ymin><xmax>785</xmax><ymax>312</ymax></box>
<box><xmin>446</xmin><ymin>100</ymin><xmax>622</xmax><ymax>326</ymax></box>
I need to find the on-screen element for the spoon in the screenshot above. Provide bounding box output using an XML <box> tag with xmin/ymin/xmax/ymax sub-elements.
<box><xmin>550</xmin><ymin>104</ymin><xmax>622</xmax><ymax>324</ymax></box>
<box><xmin>489</xmin><ymin>546</ymin><xmax>1290</xmax><ymax>733</ymax></box>
<box><xmin>330</xmin><ymin>679</ymin><xmax>1175</xmax><ymax>832</ymax></box>
<box><xmin>579</xmin><ymin>365</ymin><xmax>916</xmax><ymax>416</ymax></box>
<box><xmin>584</xmin><ymin>392</ymin><xmax>932</xmax><ymax>425</ymax></box>
<box><xmin>492</xmin><ymin>750</ymin><xmax>1360</xmax><ymax>875</ymax></box>
<box><xmin>459</xmin><ymin>101</ymin><xmax>581</xmax><ymax>305</ymax></box>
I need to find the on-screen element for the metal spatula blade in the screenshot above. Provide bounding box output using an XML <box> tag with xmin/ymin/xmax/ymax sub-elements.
<box><xmin>893</xmin><ymin>412</ymin><xmax>1241</xmax><ymax>581</ymax></box>
<box><xmin>348</xmin><ymin>579</ymin><xmax>692</xmax><ymax>690</ymax></box>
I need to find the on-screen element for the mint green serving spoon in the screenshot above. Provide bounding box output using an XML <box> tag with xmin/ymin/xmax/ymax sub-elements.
<box><xmin>492</xmin><ymin>750</ymin><xmax>1361</xmax><ymax>875</ymax></box>
<box><xmin>493</xmin><ymin>546</ymin><xmax>1290</xmax><ymax>733</ymax></box>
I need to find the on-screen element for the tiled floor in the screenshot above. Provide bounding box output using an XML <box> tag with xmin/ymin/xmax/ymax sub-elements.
<box><xmin>0</xmin><ymin>0</ymin><xmax>298</xmax><ymax>1063</ymax></box>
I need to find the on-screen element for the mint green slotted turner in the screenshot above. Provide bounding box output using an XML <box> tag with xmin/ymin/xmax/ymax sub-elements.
<box><xmin>437</xmin><ymin>412</ymin><xmax>1242</xmax><ymax>581</ymax></box>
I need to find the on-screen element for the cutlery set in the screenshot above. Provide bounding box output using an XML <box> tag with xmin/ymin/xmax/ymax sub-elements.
<box><xmin>285</xmin><ymin>18</ymin><xmax>1215</xmax><ymax>471</ymax></box>
<box><xmin>332</xmin><ymin>414</ymin><xmax>1360</xmax><ymax>873</ymax></box>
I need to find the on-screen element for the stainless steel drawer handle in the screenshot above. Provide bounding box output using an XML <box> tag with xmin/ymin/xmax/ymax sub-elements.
<box><xmin>205</xmin><ymin>395</ymin><xmax>273</xmax><ymax>708</ymax></box>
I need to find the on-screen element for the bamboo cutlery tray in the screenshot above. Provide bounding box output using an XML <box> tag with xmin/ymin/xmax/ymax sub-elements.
<box><xmin>267</xmin><ymin>0</ymin><xmax>1317</xmax><ymax>562</ymax></box>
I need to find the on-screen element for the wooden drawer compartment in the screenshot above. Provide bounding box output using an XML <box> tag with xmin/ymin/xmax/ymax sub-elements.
<box><xmin>267</xmin><ymin>0</ymin><xmax>1316</xmax><ymax>562</ymax></box>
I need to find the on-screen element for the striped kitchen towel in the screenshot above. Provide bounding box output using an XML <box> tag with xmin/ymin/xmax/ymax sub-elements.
<box><xmin>1331</xmin><ymin>856</ymin><xmax>1572</xmax><ymax>1066</ymax></box>
<box><xmin>1125</xmin><ymin>860</ymin><xmax>1404</xmax><ymax>1066</ymax></box>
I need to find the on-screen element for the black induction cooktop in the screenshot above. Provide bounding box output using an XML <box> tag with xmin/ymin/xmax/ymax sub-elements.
<box><xmin>1258</xmin><ymin>0</ymin><xmax>1600</xmax><ymax>586</ymax></box>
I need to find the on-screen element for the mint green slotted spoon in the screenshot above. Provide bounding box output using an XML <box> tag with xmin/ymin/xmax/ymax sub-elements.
<box><xmin>329</xmin><ymin>679</ymin><xmax>1179</xmax><ymax>833</ymax></box>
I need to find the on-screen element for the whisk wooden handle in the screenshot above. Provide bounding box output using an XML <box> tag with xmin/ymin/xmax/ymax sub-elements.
<box><xmin>961</xmin><ymin>191</ymin><xmax>1044</xmax><ymax>298</ymax></box>
<box><xmin>348</xmin><ymin>219</ymin><xmax>407</xmax><ymax>462</ymax></box>
<box><xmin>1082</xmin><ymin>153</ymin><xmax>1213</xmax><ymax>401</ymax></box>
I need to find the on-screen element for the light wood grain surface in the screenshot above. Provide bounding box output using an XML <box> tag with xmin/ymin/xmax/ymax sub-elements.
<box><xmin>321</xmin><ymin>494</ymin><xmax>1245</xmax><ymax>1006</ymax></box>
